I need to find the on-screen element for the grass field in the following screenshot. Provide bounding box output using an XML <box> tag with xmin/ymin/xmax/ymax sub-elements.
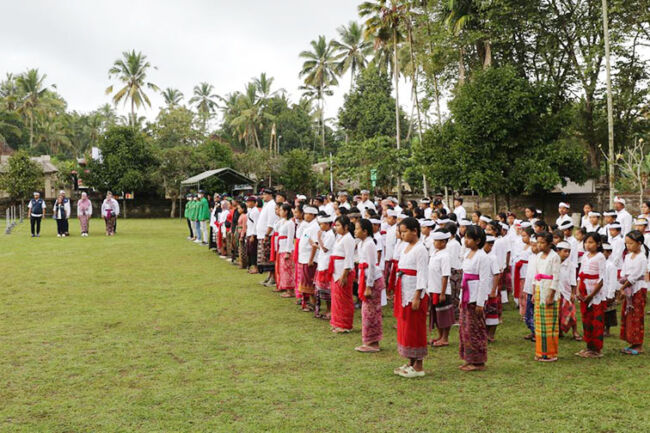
<box><xmin>1</xmin><ymin>218</ymin><xmax>649</xmax><ymax>432</ymax></box>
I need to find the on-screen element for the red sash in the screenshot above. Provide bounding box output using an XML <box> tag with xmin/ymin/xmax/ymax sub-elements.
<box><xmin>578</xmin><ymin>272</ymin><xmax>599</xmax><ymax>297</ymax></box>
<box><xmin>387</xmin><ymin>259</ymin><xmax>399</xmax><ymax>293</ymax></box>
<box><xmin>269</xmin><ymin>232</ymin><xmax>279</xmax><ymax>262</ymax></box>
<box><xmin>326</xmin><ymin>255</ymin><xmax>345</xmax><ymax>282</ymax></box>
<box><xmin>394</xmin><ymin>268</ymin><xmax>417</xmax><ymax>319</ymax></box>
<box><xmin>513</xmin><ymin>260</ymin><xmax>527</xmax><ymax>298</ymax></box>
<box><xmin>216</xmin><ymin>222</ymin><xmax>223</xmax><ymax>249</ymax></box>
<box><xmin>358</xmin><ymin>263</ymin><xmax>369</xmax><ymax>302</ymax></box>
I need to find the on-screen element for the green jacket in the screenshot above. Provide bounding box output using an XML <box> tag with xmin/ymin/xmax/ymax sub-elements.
<box><xmin>197</xmin><ymin>197</ymin><xmax>210</xmax><ymax>221</ymax></box>
<box><xmin>184</xmin><ymin>201</ymin><xmax>192</xmax><ymax>219</ymax></box>
<box><xmin>188</xmin><ymin>201</ymin><xmax>197</xmax><ymax>220</ymax></box>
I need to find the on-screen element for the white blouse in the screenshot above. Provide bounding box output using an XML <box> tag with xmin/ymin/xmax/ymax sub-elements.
<box><xmin>331</xmin><ymin>233</ymin><xmax>356</xmax><ymax>280</ymax></box>
<box><xmin>358</xmin><ymin>237</ymin><xmax>380</xmax><ymax>284</ymax></box>
<box><xmin>277</xmin><ymin>219</ymin><xmax>295</xmax><ymax>253</ymax></box>
<box><xmin>374</xmin><ymin>231</ymin><xmax>385</xmax><ymax>271</ymax></box>
<box><xmin>604</xmin><ymin>258</ymin><xmax>618</xmax><ymax>299</ymax></box>
<box><xmin>621</xmin><ymin>252</ymin><xmax>648</xmax><ymax>295</ymax></box>
<box><xmin>393</xmin><ymin>239</ymin><xmax>405</xmax><ymax>261</ymax></box>
<box><xmin>559</xmin><ymin>257</ymin><xmax>577</xmax><ymax>300</ymax></box>
<box><xmin>397</xmin><ymin>242</ymin><xmax>429</xmax><ymax>306</ymax></box>
<box><xmin>298</xmin><ymin>220</ymin><xmax>319</xmax><ymax>264</ymax></box>
<box><xmin>384</xmin><ymin>224</ymin><xmax>397</xmax><ymax>261</ymax></box>
<box><xmin>446</xmin><ymin>238</ymin><xmax>462</xmax><ymax>270</ymax></box>
<box><xmin>461</xmin><ymin>249</ymin><xmax>492</xmax><ymax>306</ymax></box>
<box><xmin>316</xmin><ymin>229</ymin><xmax>335</xmax><ymax>271</ymax></box>
<box><xmin>427</xmin><ymin>248</ymin><xmax>451</xmax><ymax>295</ymax></box>
<box><xmin>523</xmin><ymin>253</ymin><xmax>538</xmax><ymax>295</ymax></box>
<box><xmin>533</xmin><ymin>250</ymin><xmax>561</xmax><ymax>304</ymax></box>
<box><xmin>578</xmin><ymin>252</ymin><xmax>607</xmax><ymax>306</ymax></box>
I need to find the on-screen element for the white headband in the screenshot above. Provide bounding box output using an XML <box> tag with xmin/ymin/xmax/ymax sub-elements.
<box><xmin>369</xmin><ymin>218</ymin><xmax>381</xmax><ymax>225</ymax></box>
<box><xmin>317</xmin><ymin>216</ymin><xmax>333</xmax><ymax>223</ymax></box>
<box><xmin>304</xmin><ymin>206</ymin><xmax>318</xmax><ymax>215</ymax></box>
<box><xmin>557</xmin><ymin>241</ymin><xmax>571</xmax><ymax>250</ymax></box>
<box><xmin>421</xmin><ymin>220</ymin><xmax>435</xmax><ymax>227</ymax></box>
<box><xmin>519</xmin><ymin>221</ymin><xmax>532</xmax><ymax>228</ymax></box>
<box><xmin>479</xmin><ymin>216</ymin><xmax>492</xmax><ymax>223</ymax></box>
<box><xmin>459</xmin><ymin>219</ymin><xmax>472</xmax><ymax>226</ymax></box>
<box><xmin>387</xmin><ymin>210</ymin><xmax>399</xmax><ymax>217</ymax></box>
<box><xmin>559</xmin><ymin>202</ymin><xmax>570</xmax><ymax>209</ymax></box>
<box><xmin>614</xmin><ymin>196</ymin><xmax>626</xmax><ymax>205</ymax></box>
<box><xmin>588</xmin><ymin>211</ymin><xmax>601</xmax><ymax>217</ymax></box>
<box><xmin>603</xmin><ymin>211</ymin><xmax>617</xmax><ymax>217</ymax></box>
<box><xmin>431</xmin><ymin>231</ymin><xmax>451</xmax><ymax>240</ymax></box>
<box><xmin>486</xmin><ymin>235</ymin><xmax>496</xmax><ymax>243</ymax></box>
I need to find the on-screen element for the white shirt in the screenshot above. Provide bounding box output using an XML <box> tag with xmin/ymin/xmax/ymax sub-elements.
<box><xmin>358</xmin><ymin>237</ymin><xmax>380</xmax><ymax>284</ymax></box>
<box><xmin>559</xmin><ymin>258</ymin><xmax>577</xmax><ymax>300</ymax></box>
<box><xmin>256</xmin><ymin>199</ymin><xmax>277</xmax><ymax>239</ymax></box>
<box><xmin>331</xmin><ymin>233</ymin><xmax>356</xmax><ymax>280</ymax></box>
<box><xmin>523</xmin><ymin>253</ymin><xmax>538</xmax><ymax>295</ymax></box>
<box><xmin>358</xmin><ymin>200</ymin><xmax>376</xmax><ymax>218</ymax></box>
<box><xmin>610</xmin><ymin>234</ymin><xmax>625</xmax><ymax>270</ymax></box>
<box><xmin>384</xmin><ymin>224</ymin><xmax>397</xmax><ymax>262</ymax></box>
<box><xmin>298</xmin><ymin>219</ymin><xmax>319</xmax><ymax>264</ymax></box>
<box><xmin>424</xmin><ymin>207</ymin><xmax>433</xmax><ymax>219</ymax></box>
<box><xmin>420</xmin><ymin>232</ymin><xmax>433</xmax><ymax>254</ymax></box>
<box><xmin>616</xmin><ymin>208</ymin><xmax>633</xmax><ymax>235</ymax></box>
<box><xmin>566</xmin><ymin>236</ymin><xmax>579</xmax><ymax>269</ymax></box>
<box><xmin>374</xmin><ymin>231</ymin><xmax>385</xmax><ymax>271</ymax></box>
<box><xmin>556</xmin><ymin>214</ymin><xmax>572</xmax><ymax>228</ymax></box>
<box><xmin>447</xmin><ymin>238</ymin><xmax>462</xmax><ymax>270</ymax></box>
<box><xmin>604</xmin><ymin>257</ymin><xmax>619</xmax><ymax>300</ymax></box>
<box><xmin>533</xmin><ymin>250</ymin><xmax>561</xmax><ymax>303</ymax></box>
<box><xmin>277</xmin><ymin>219</ymin><xmax>295</xmax><ymax>253</ymax></box>
<box><xmin>621</xmin><ymin>252</ymin><xmax>648</xmax><ymax>295</ymax></box>
<box><xmin>453</xmin><ymin>205</ymin><xmax>466</xmax><ymax>221</ymax></box>
<box><xmin>100</xmin><ymin>199</ymin><xmax>119</xmax><ymax>218</ymax></box>
<box><xmin>338</xmin><ymin>201</ymin><xmax>351</xmax><ymax>210</ymax></box>
<box><xmin>493</xmin><ymin>237</ymin><xmax>509</xmax><ymax>272</ymax></box>
<box><xmin>316</xmin><ymin>229</ymin><xmax>335</xmax><ymax>271</ymax></box>
<box><xmin>396</xmin><ymin>242</ymin><xmax>428</xmax><ymax>306</ymax></box>
<box><xmin>323</xmin><ymin>203</ymin><xmax>336</xmax><ymax>218</ymax></box>
<box><xmin>461</xmin><ymin>249</ymin><xmax>492</xmax><ymax>305</ymax></box>
<box><xmin>245</xmin><ymin>206</ymin><xmax>260</xmax><ymax>237</ymax></box>
<box><xmin>578</xmin><ymin>252</ymin><xmax>607</xmax><ymax>306</ymax></box>
<box><xmin>427</xmin><ymin>248</ymin><xmax>451</xmax><ymax>295</ymax></box>
<box><xmin>583</xmin><ymin>220</ymin><xmax>600</xmax><ymax>233</ymax></box>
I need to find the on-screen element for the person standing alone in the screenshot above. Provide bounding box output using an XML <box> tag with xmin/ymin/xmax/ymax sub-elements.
<box><xmin>28</xmin><ymin>191</ymin><xmax>45</xmax><ymax>237</ymax></box>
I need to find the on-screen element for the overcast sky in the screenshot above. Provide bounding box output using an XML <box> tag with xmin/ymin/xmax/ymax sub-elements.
<box><xmin>2</xmin><ymin>0</ymin><xmax>409</xmax><ymax>124</ymax></box>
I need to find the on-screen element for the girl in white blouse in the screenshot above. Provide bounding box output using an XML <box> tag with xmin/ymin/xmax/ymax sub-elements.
<box><xmin>313</xmin><ymin>216</ymin><xmax>335</xmax><ymax>320</ymax></box>
<box><xmin>355</xmin><ymin>219</ymin><xmax>384</xmax><ymax>353</ymax></box>
<box><xmin>276</xmin><ymin>204</ymin><xmax>296</xmax><ymax>295</ymax></box>
<box><xmin>577</xmin><ymin>233</ymin><xmax>607</xmax><ymax>358</ymax></box>
<box><xmin>394</xmin><ymin>217</ymin><xmax>429</xmax><ymax>378</ymax></box>
<box><xmin>329</xmin><ymin>216</ymin><xmax>356</xmax><ymax>334</ymax></box>
<box><xmin>618</xmin><ymin>231</ymin><xmax>648</xmax><ymax>355</ymax></box>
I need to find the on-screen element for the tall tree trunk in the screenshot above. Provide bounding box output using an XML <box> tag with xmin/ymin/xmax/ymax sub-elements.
<box><xmin>433</xmin><ymin>74</ymin><xmax>443</xmax><ymax>126</ymax></box>
<box><xmin>483</xmin><ymin>41</ymin><xmax>492</xmax><ymax>68</ymax></box>
<box><xmin>29</xmin><ymin>114</ymin><xmax>34</xmax><ymax>148</ymax></box>
<box><xmin>458</xmin><ymin>47</ymin><xmax>466</xmax><ymax>85</ymax></box>
<box><xmin>130</xmin><ymin>98</ymin><xmax>135</xmax><ymax>128</ymax></box>
<box><xmin>393</xmin><ymin>28</ymin><xmax>402</xmax><ymax>202</ymax></box>
<box><xmin>320</xmin><ymin>84</ymin><xmax>325</xmax><ymax>150</ymax></box>
<box><xmin>602</xmin><ymin>0</ymin><xmax>615</xmax><ymax>207</ymax></box>
<box><xmin>407</xmin><ymin>26</ymin><xmax>423</xmax><ymax>144</ymax></box>
<box><xmin>170</xmin><ymin>195</ymin><xmax>177</xmax><ymax>218</ymax></box>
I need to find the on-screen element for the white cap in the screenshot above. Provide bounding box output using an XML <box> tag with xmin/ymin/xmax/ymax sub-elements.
<box><xmin>486</xmin><ymin>235</ymin><xmax>496</xmax><ymax>243</ymax></box>
<box><xmin>397</xmin><ymin>214</ymin><xmax>409</xmax><ymax>220</ymax></box>
<box><xmin>634</xmin><ymin>219</ymin><xmax>648</xmax><ymax>226</ymax></box>
<box><xmin>437</xmin><ymin>218</ymin><xmax>450</xmax><ymax>225</ymax></box>
<box><xmin>317</xmin><ymin>216</ymin><xmax>333</xmax><ymax>223</ymax></box>
<box><xmin>559</xmin><ymin>202</ymin><xmax>570</xmax><ymax>209</ymax></box>
<box><xmin>360</xmin><ymin>189</ymin><xmax>370</xmax><ymax>194</ymax></box>
<box><xmin>296</xmin><ymin>194</ymin><xmax>307</xmax><ymax>200</ymax></box>
<box><xmin>59</xmin><ymin>190</ymin><xmax>66</xmax><ymax>195</ymax></box>
<box><xmin>421</xmin><ymin>219</ymin><xmax>435</xmax><ymax>227</ymax></box>
<box><xmin>557</xmin><ymin>241</ymin><xmax>571</xmax><ymax>250</ymax></box>
<box><xmin>304</xmin><ymin>206</ymin><xmax>318</xmax><ymax>215</ymax></box>
<box><xmin>431</xmin><ymin>231</ymin><xmax>451</xmax><ymax>240</ymax></box>
<box><xmin>390</xmin><ymin>197</ymin><xmax>399</xmax><ymax>204</ymax></box>
<box><xmin>603</xmin><ymin>243</ymin><xmax>613</xmax><ymax>250</ymax></box>
<box><xmin>479</xmin><ymin>215</ymin><xmax>492</xmax><ymax>223</ymax></box>
<box><xmin>459</xmin><ymin>219</ymin><xmax>472</xmax><ymax>227</ymax></box>
<box><xmin>387</xmin><ymin>210</ymin><xmax>399</xmax><ymax>217</ymax></box>
<box><xmin>559</xmin><ymin>220</ymin><xmax>574</xmax><ymax>230</ymax></box>
<box><xmin>338</xmin><ymin>191</ymin><xmax>348</xmax><ymax>196</ymax></box>
<box><xmin>588</xmin><ymin>211</ymin><xmax>601</xmax><ymax>217</ymax></box>
<box><xmin>614</xmin><ymin>196</ymin><xmax>626</xmax><ymax>205</ymax></box>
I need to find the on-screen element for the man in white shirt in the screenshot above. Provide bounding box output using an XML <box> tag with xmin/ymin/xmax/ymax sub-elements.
<box><xmin>245</xmin><ymin>195</ymin><xmax>260</xmax><ymax>273</ymax></box>
<box><xmin>256</xmin><ymin>189</ymin><xmax>278</xmax><ymax>284</ymax></box>
<box><xmin>338</xmin><ymin>191</ymin><xmax>351</xmax><ymax>210</ymax></box>
<box><xmin>452</xmin><ymin>197</ymin><xmax>466</xmax><ymax>221</ymax></box>
<box><xmin>614</xmin><ymin>196</ymin><xmax>633</xmax><ymax>235</ymax></box>
<box><xmin>434</xmin><ymin>193</ymin><xmax>450</xmax><ymax>214</ymax></box>
<box><xmin>28</xmin><ymin>191</ymin><xmax>46</xmax><ymax>238</ymax></box>
<box><xmin>556</xmin><ymin>202</ymin><xmax>572</xmax><ymax>228</ymax></box>
<box><xmin>389</xmin><ymin>197</ymin><xmax>403</xmax><ymax>214</ymax></box>
<box><xmin>357</xmin><ymin>189</ymin><xmax>376</xmax><ymax>218</ymax></box>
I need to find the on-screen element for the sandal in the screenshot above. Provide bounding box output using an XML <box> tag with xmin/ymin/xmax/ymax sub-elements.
<box><xmin>460</xmin><ymin>364</ymin><xmax>486</xmax><ymax>372</ymax></box>
<box><xmin>355</xmin><ymin>345</ymin><xmax>380</xmax><ymax>353</ymax></box>
<box><xmin>432</xmin><ymin>340</ymin><xmax>449</xmax><ymax>347</ymax></box>
<box><xmin>279</xmin><ymin>292</ymin><xmax>293</xmax><ymax>298</ymax></box>
<box><xmin>621</xmin><ymin>347</ymin><xmax>642</xmax><ymax>355</ymax></box>
<box><xmin>573</xmin><ymin>335</ymin><xmax>583</xmax><ymax>342</ymax></box>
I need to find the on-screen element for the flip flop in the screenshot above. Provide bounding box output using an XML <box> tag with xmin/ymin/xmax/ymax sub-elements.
<box><xmin>460</xmin><ymin>364</ymin><xmax>485</xmax><ymax>372</ymax></box>
<box><xmin>432</xmin><ymin>341</ymin><xmax>449</xmax><ymax>347</ymax></box>
<box><xmin>573</xmin><ymin>335</ymin><xmax>583</xmax><ymax>341</ymax></box>
<box><xmin>355</xmin><ymin>345</ymin><xmax>380</xmax><ymax>353</ymax></box>
<box><xmin>621</xmin><ymin>347</ymin><xmax>642</xmax><ymax>355</ymax></box>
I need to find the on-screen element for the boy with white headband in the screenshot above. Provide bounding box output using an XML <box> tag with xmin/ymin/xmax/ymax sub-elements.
<box><xmin>427</xmin><ymin>229</ymin><xmax>453</xmax><ymax>347</ymax></box>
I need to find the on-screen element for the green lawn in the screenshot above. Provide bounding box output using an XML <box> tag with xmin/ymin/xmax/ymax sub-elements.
<box><xmin>1</xmin><ymin>219</ymin><xmax>648</xmax><ymax>432</ymax></box>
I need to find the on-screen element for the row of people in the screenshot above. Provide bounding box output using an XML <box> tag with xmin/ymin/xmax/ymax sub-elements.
<box><xmin>27</xmin><ymin>190</ymin><xmax>120</xmax><ymax>237</ymax></box>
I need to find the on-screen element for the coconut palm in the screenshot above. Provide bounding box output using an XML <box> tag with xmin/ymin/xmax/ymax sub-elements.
<box><xmin>16</xmin><ymin>69</ymin><xmax>52</xmax><ymax>148</ymax></box>
<box><xmin>331</xmin><ymin>21</ymin><xmax>373</xmax><ymax>89</ymax></box>
<box><xmin>162</xmin><ymin>88</ymin><xmax>184</xmax><ymax>108</ymax></box>
<box><xmin>0</xmin><ymin>73</ymin><xmax>20</xmax><ymax>111</ymax></box>
<box><xmin>189</xmin><ymin>82</ymin><xmax>218</xmax><ymax>131</ymax></box>
<box><xmin>254</xmin><ymin>73</ymin><xmax>283</xmax><ymax>102</ymax></box>
<box><xmin>105</xmin><ymin>50</ymin><xmax>159</xmax><ymax>127</ymax></box>
<box><xmin>230</xmin><ymin>83</ymin><xmax>275</xmax><ymax>150</ymax></box>
<box><xmin>299</xmin><ymin>35</ymin><xmax>339</xmax><ymax>149</ymax></box>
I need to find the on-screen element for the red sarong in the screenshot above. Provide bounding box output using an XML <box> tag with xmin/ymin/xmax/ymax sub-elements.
<box><xmin>269</xmin><ymin>232</ymin><xmax>279</xmax><ymax>262</ymax></box>
<box><xmin>397</xmin><ymin>293</ymin><xmax>429</xmax><ymax>360</ymax></box>
<box><xmin>394</xmin><ymin>268</ymin><xmax>417</xmax><ymax>319</ymax></box>
<box><xmin>513</xmin><ymin>260</ymin><xmax>527</xmax><ymax>299</ymax></box>
<box><xmin>620</xmin><ymin>289</ymin><xmax>646</xmax><ymax>345</ymax></box>
<box><xmin>357</xmin><ymin>262</ymin><xmax>369</xmax><ymax>302</ymax></box>
<box><xmin>330</xmin><ymin>271</ymin><xmax>355</xmax><ymax>330</ymax></box>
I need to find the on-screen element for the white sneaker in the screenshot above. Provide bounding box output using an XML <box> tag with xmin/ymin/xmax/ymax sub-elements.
<box><xmin>393</xmin><ymin>364</ymin><xmax>409</xmax><ymax>375</ymax></box>
<box><xmin>398</xmin><ymin>366</ymin><xmax>425</xmax><ymax>378</ymax></box>
<box><xmin>194</xmin><ymin>239</ymin><xmax>202</xmax><ymax>244</ymax></box>
<box><xmin>57</xmin><ymin>234</ymin><xmax>62</xmax><ymax>238</ymax></box>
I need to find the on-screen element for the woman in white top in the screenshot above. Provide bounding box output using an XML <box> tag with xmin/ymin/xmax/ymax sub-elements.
<box><xmin>101</xmin><ymin>192</ymin><xmax>120</xmax><ymax>236</ymax></box>
<box><xmin>76</xmin><ymin>192</ymin><xmax>92</xmax><ymax>236</ymax></box>
<box><xmin>313</xmin><ymin>215</ymin><xmax>335</xmax><ymax>320</ymax></box>
<box><xmin>354</xmin><ymin>219</ymin><xmax>384</xmax><ymax>353</ymax></box>
<box><xmin>531</xmin><ymin>232</ymin><xmax>561</xmax><ymax>362</ymax></box>
<box><xmin>393</xmin><ymin>217</ymin><xmax>429</xmax><ymax>378</ymax></box>
<box><xmin>577</xmin><ymin>232</ymin><xmax>607</xmax><ymax>358</ymax></box>
<box><xmin>275</xmin><ymin>204</ymin><xmax>296</xmax><ymax>296</ymax></box>
<box><xmin>618</xmin><ymin>231</ymin><xmax>648</xmax><ymax>355</ymax></box>
<box><xmin>329</xmin><ymin>216</ymin><xmax>356</xmax><ymax>333</ymax></box>
<box><xmin>458</xmin><ymin>225</ymin><xmax>491</xmax><ymax>371</ymax></box>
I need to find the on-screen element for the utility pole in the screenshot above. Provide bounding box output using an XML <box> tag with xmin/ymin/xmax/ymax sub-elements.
<box><xmin>602</xmin><ymin>0</ymin><xmax>615</xmax><ymax>207</ymax></box>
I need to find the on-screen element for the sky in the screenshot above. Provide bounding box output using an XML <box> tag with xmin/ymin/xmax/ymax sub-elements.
<box><xmin>1</xmin><ymin>0</ymin><xmax>408</xmax><ymax>124</ymax></box>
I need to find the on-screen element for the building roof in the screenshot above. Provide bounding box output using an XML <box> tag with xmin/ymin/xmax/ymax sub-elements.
<box><xmin>180</xmin><ymin>167</ymin><xmax>254</xmax><ymax>186</ymax></box>
<box><xmin>0</xmin><ymin>155</ymin><xmax>58</xmax><ymax>174</ymax></box>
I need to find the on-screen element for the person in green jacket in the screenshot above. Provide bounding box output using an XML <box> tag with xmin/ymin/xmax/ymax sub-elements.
<box><xmin>196</xmin><ymin>190</ymin><xmax>211</xmax><ymax>245</ymax></box>
<box><xmin>184</xmin><ymin>193</ymin><xmax>194</xmax><ymax>240</ymax></box>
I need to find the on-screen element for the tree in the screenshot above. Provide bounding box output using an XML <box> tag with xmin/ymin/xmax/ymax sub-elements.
<box><xmin>338</xmin><ymin>64</ymin><xmax>407</xmax><ymax>142</ymax></box>
<box><xmin>189</xmin><ymin>82</ymin><xmax>218</xmax><ymax>132</ymax></box>
<box><xmin>0</xmin><ymin>109</ymin><xmax>23</xmax><ymax>149</ymax></box>
<box><xmin>332</xmin><ymin>21</ymin><xmax>373</xmax><ymax>88</ymax></box>
<box><xmin>155</xmin><ymin>146</ymin><xmax>203</xmax><ymax>217</ymax></box>
<box><xmin>16</xmin><ymin>69</ymin><xmax>51</xmax><ymax>148</ymax></box>
<box><xmin>299</xmin><ymin>35</ymin><xmax>339</xmax><ymax>149</ymax></box>
<box><xmin>162</xmin><ymin>88</ymin><xmax>184</xmax><ymax>108</ymax></box>
<box><xmin>149</xmin><ymin>106</ymin><xmax>203</xmax><ymax>148</ymax></box>
<box><xmin>279</xmin><ymin>149</ymin><xmax>317</xmax><ymax>193</ymax></box>
<box><xmin>86</xmin><ymin>126</ymin><xmax>156</xmax><ymax>197</ymax></box>
<box><xmin>105</xmin><ymin>50</ymin><xmax>159</xmax><ymax>127</ymax></box>
<box><xmin>0</xmin><ymin>150</ymin><xmax>43</xmax><ymax>206</ymax></box>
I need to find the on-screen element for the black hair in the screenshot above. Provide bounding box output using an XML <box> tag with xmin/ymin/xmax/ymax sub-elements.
<box><xmin>584</xmin><ymin>202</ymin><xmax>594</xmax><ymax>209</ymax></box>
<box><xmin>414</xmin><ymin>208</ymin><xmax>425</xmax><ymax>219</ymax></box>
<box><xmin>465</xmin><ymin>225</ymin><xmax>486</xmax><ymax>249</ymax></box>
<box><xmin>276</xmin><ymin>191</ymin><xmax>288</xmax><ymax>200</ymax></box>
<box><xmin>578</xmin><ymin>227</ymin><xmax>587</xmax><ymax>236</ymax></box>
<box><xmin>488</xmin><ymin>221</ymin><xmax>501</xmax><ymax>237</ymax></box>
<box><xmin>256</xmin><ymin>198</ymin><xmax>263</xmax><ymax>208</ymax></box>
<box><xmin>473</xmin><ymin>210</ymin><xmax>482</xmax><ymax>218</ymax></box>
<box><xmin>534</xmin><ymin>220</ymin><xmax>548</xmax><ymax>231</ymax></box>
<box><xmin>448</xmin><ymin>213</ymin><xmax>457</xmax><ymax>222</ymax></box>
<box><xmin>357</xmin><ymin>219</ymin><xmax>375</xmax><ymax>243</ymax></box>
<box><xmin>339</xmin><ymin>207</ymin><xmax>349</xmax><ymax>216</ymax></box>
<box><xmin>447</xmin><ymin>222</ymin><xmax>458</xmax><ymax>236</ymax></box>
<box><xmin>404</xmin><ymin>209</ymin><xmax>414</xmax><ymax>217</ymax></box>
<box><xmin>349</xmin><ymin>206</ymin><xmax>360</xmax><ymax>214</ymax></box>
<box><xmin>644</xmin><ymin>200</ymin><xmax>650</xmax><ymax>210</ymax></box>
<box><xmin>454</xmin><ymin>197</ymin><xmax>463</xmax><ymax>204</ymax></box>
<box><xmin>239</xmin><ymin>202</ymin><xmax>248</xmax><ymax>214</ymax></box>
<box><xmin>366</xmin><ymin>209</ymin><xmax>379</xmax><ymax>219</ymax></box>
<box><xmin>317</xmin><ymin>210</ymin><xmax>328</xmax><ymax>217</ymax></box>
<box><xmin>584</xmin><ymin>232</ymin><xmax>604</xmax><ymax>253</ymax></box>
<box><xmin>536</xmin><ymin>231</ymin><xmax>555</xmax><ymax>250</ymax></box>
<box><xmin>498</xmin><ymin>212</ymin><xmax>507</xmax><ymax>222</ymax></box>
<box><xmin>399</xmin><ymin>216</ymin><xmax>421</xmax><ymax>238</ymax></box>
<box><xmin>294</xmin><ymin>204</ymin><xmax>304</xmax><ymax>215</ymax></box>
<box><xmin>280</xmin><ymin>203</ymin><xmax>293</xmax><ymax>219</ymax></box>
<box><xmin>523</xmin><ymin>227</ymin><xmax>535</xmax><ymax>237</ymax></box>
<box><xmin>525</xmin><ymin>206</ymin><xmax>538</xmax><ymax>217</ymax></box>
<box><xmin>408</xmin><ymin>199</ymin><xmax>418</xmax><ymax>209</ymax></box>
<box><xmin>626</xmin><ymin>230</ymin><xmax>649</xmax><ymax>257</ymax></box>
<box><xmin>335</xmin><ymin>215</ymin><xmax>355</xmax><ymax>236</ymax></box>
<box><xmin>552</xmin><ymin>229</ymin><xmax>564</xmax><ymax>240</ymax></box>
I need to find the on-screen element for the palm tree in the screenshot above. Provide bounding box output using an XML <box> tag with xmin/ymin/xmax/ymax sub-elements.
<box><xmin>16</xmin><ymin>69</ymin><xmax>51</xmax><ymax>148</ymax></box>
<box><xmin>254</xmin><ymin>73</ymin><xmax>283</xmax><ymax>101</ymax></box>
<box><xmin>230</xmin><ymin>83</ymin><xmax>275</xmax><ymax>150</ymax></box>
<box><xmin>189</xmin><ymin>82</ymin><xmax>218</xmax><ymax>132</ymax></box>
<box><xmin>331</xmin><ymin>21</ymin><xmax>373</xmax><ymax>89</ymax></box>
<box><xmin>299</xmin><ymin>84</ymin><xmax>334</xmax><ymax>150</ymax></box>
<box><xmin>105</xmin><ymin>50</ymin><xmax>159</xmax><ymax>127</ymax></box>
<box><xmin>162</xmin><ymin>88</ymin><xmax>184</xmax><ymax>108</ymax></box>
<box><xmin>0</xmin><ymin>73</ymin><xmax>20</xmax><ymax>111</ymax></box>
<box><xmin>299</xmin><ymin>35</ymin><xmax>339</xmax><ymax>150</ymax></box>
<box><xmin>359</xmin><ymin>0</ymin><xmax>407</xmax><ymax>199</ymax></box>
